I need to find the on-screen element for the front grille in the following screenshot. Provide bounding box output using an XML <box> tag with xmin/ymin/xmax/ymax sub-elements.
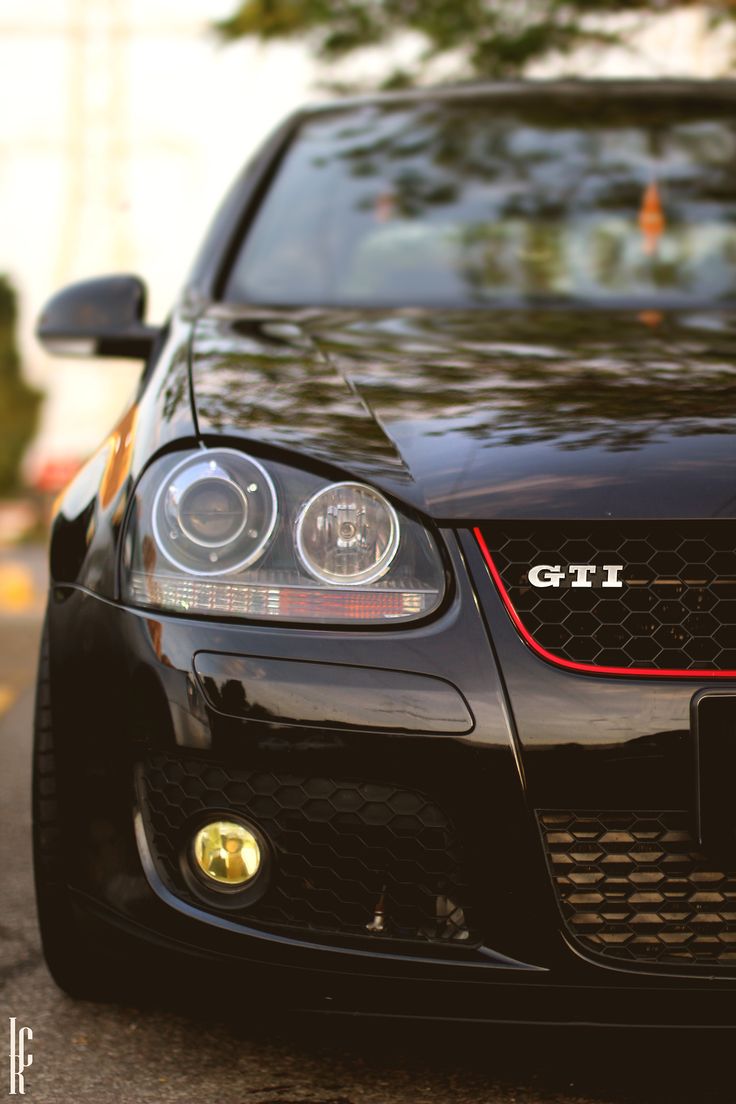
<box><xmin>478</xmin><ymin>521</ymin><xmax>736</xmax><ymax>671</ymax></box>
<box><xmin>540</xmin><ymin>811</ymin><xmax>736</xmax><ymax>969</ymax></box>
<box><xmin>137</xmin><ymin>755</ymin><xmax>478</xmax><ymax>948</ymax></box>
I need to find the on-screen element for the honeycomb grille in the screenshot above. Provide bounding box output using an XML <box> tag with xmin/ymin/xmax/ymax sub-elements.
<box><xmin>479</xmin><ymin>521</ymin><xmax>736</xmax><ymax>671</ymax></box>
<box><xmin>540</xmin><ymin>811</ymin><xmax>736</xmax><ymax>969</ymax></box>
<box><xmin>137</xmin><ymin>755</ymin><xmax>477</xmax><ymax>947</ymax></box>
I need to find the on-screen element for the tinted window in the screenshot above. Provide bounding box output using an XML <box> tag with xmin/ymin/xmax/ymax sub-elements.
<box><xmin>226</xmin><ymin>98</ymin><xmax>736</xmax><ymax>308</ymax></box>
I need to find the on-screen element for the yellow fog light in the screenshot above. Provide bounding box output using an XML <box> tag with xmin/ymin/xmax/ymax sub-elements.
<box><xmin>192</xmin><ymin>820</ymin><xmax>261</xmax><ymax>887</ymax></box>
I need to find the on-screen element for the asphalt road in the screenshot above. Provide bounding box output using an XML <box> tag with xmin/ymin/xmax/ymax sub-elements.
<box><xmin>2</xmin><ymin>609</ymin><xmax>736</xmax><ymax>1103</ymax></box>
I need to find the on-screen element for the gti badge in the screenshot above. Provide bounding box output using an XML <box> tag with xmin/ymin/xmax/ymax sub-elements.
<box><xmin>528</xmin><ymin>564</ymin><xmax>624</xmax><ymax>588</ymax></box>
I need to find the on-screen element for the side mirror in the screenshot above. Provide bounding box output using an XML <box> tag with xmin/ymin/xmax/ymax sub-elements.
<box><xmin>36</xmin><ymin>275</ymin><xmax>161</xmax><ymax>359</ymax></box>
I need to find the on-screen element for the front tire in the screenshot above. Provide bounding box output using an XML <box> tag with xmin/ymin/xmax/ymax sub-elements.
<box><xmin>32</xmin><ymin>624</ymin><xmax>132</xmax><ymax>1002</ymax></box>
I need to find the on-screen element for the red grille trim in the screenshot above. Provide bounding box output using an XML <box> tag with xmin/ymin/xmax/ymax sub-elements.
<box><xmin>474</xmin><ymin>526</ymin><xmax>736</xmax><ymax>679</ymax></box>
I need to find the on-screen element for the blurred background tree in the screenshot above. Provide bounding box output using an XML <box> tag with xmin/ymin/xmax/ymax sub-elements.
<box><xmin>0</xmin><ymin>277</ymin><xmax>42</xmax><ymax>495</ymax></box>
<box><xmin>215</xmin><ymin>1</ymin><xmax>736</xmax><ymax>87</ymax></box>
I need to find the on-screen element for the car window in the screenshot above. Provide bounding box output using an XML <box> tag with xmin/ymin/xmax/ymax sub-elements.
<box><xmin>225</xmin><ymin>98</ymin><xmax>736</xmax><ymax>309</ymax></box>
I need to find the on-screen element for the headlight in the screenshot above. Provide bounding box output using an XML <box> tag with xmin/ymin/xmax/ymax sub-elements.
<box><xmin>123</xmin><ymin>449</ymin><xmax>446</xmax><ymax>625</ymax></box>
<box><xmin>296</xmin><ymin>482</ymin><xmax>399</xmax><ymax>586</ymax></box>
<box><xmin>152</xmin><ymin>451</ymin><xmax>277</xmax><ymax>575</ymax></box>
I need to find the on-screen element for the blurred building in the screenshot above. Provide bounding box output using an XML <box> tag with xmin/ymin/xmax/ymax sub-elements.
<box><xmin>1</xmin><ymin>2</ymin><xmax>735</xmax><ymax>484</ymax></box>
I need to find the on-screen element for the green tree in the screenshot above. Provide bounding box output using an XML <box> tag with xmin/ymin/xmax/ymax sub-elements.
<box><xmin>214</xmin><ymin>1</ymin><xmax>736</xmax><ymax>87</ymax></box>
<box><xmin>0</xmin><ymin>277</ymin><xmax>42</xmax><ymax>494</ymax></box>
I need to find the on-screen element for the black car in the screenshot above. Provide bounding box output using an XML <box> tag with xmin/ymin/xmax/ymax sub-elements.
<box><xmin>34</xmin><ymin>80</ymin><xmax>736</xmax><ymax>1025</ymax></box>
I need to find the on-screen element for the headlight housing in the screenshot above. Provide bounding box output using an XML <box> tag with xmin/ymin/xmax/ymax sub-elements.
<box><xmin>122</xmin><ymin>449</ymin><xmax>446</xmax><ymax>624</ymax></box>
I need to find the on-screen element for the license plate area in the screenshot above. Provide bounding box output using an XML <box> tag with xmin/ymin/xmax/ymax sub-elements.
<box><xmin>692</xmin><ymin>689</ymin><xmax>736</xmax><ymax>857</ymax></box>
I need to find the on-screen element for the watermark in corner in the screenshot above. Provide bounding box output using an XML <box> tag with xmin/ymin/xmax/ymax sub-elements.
<box><xmin>8</xmin><ymin>1018</ymin><xmax>32</xmax><ymax>1096</ymax></box>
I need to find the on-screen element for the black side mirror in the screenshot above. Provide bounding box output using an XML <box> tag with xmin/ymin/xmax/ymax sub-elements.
<box><xmin>36</xmin><ymin>274</ymin><xmax>161</xmax><ymax>359</ymax></box>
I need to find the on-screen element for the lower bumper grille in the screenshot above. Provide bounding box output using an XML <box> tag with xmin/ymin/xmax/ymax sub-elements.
<box><xmin>137</xmin><ymin>755</ymin><xmax>478</xmax><ymax>949</ymax></box>
<box><xmin>540</xmin><ymin>811</ymin><xmax>736</xmax><ymax>969</ymax></box>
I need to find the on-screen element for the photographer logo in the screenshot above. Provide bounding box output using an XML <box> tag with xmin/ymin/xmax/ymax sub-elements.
<box><xmin>8</xmin><ymin>1018</ymin><xmax>32</xmax><ymax>1096</ymax></box>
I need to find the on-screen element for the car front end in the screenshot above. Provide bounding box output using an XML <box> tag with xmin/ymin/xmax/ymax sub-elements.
<box><xmin>34</xmin><ymin>81</ymin><xmax>736</xmax><ymax>1024</ymax></box>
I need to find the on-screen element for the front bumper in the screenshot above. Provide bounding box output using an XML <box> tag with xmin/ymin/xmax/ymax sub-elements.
<box><xmin>45</xmin><ymin>530</ymin><xmax>736</xmax><ymax>1023</ymax></box>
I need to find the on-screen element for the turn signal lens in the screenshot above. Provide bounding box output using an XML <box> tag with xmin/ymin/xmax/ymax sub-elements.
<box><xmin>128</xmin><ymin>572</ymin><xmax>436</xmax><ymax>620</ymax></box>
<box><xmin>192</xmin><ymin>820</ymin><xmax>261</xmax><ymax>887</ymax></box>
<box><xmin>296</xmin><ymin>481</ymin><xmax>399</xmax><ymax>585</ymax></box>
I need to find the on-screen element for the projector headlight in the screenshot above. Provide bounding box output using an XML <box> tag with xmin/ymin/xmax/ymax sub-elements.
<box><xmin>152</xmin><ymin>451</ymin><xmax>276</xmax><ymax>575</ymax></box>
<box><xmin>123</xmin><ymin>449</ymin><xmax>446</xmax><ymax>625</ymax></box>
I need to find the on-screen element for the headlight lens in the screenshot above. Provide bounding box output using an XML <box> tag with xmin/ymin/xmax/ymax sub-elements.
<box><xmin>153</xmin><ymin>451</ymin><xmax>276</xmax><ymax>575</ymax></box>
<box><xmin>178</xmin><ymin>478</ymin><xmax>246</xmax><ymax>545</ymax></box>
<box><xmin>296</xmin><ymin>482</ymin><xmax>399</xmax><ymax>585</ymax></box>
<box><xmin>123</xmin><ymin>449</ymin><xmax>446</xmax><ymax>624</ymax></box>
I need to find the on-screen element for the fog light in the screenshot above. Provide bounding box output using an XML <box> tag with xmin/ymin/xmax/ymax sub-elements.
<box><xmin>192</xmin><ymin>820</ymin><xmax>261</xmax><ymax>887</ymax></box>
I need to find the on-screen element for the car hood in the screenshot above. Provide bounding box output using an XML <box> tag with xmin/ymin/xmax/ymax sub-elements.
<box><xmin>190</xmin><ymin>306</ymin><xmax>736</xmax><ymax>520</ymax></box>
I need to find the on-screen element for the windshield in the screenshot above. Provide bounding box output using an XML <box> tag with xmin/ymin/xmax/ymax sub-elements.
<box><xmin>225</xmin><ymin>96</ymin><xmax>736</xmax><ymax>309</ymax></box>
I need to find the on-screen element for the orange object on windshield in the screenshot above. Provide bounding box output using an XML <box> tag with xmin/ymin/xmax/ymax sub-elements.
<box><xmin>374</xmin><ymin>190</ymin><xmax>397</xmax><ymax>223</ymax></box>
<box><xmin>639</xmin><ymin>180</ymin><xmax>665</xmax><ymax>255</ymax></box>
